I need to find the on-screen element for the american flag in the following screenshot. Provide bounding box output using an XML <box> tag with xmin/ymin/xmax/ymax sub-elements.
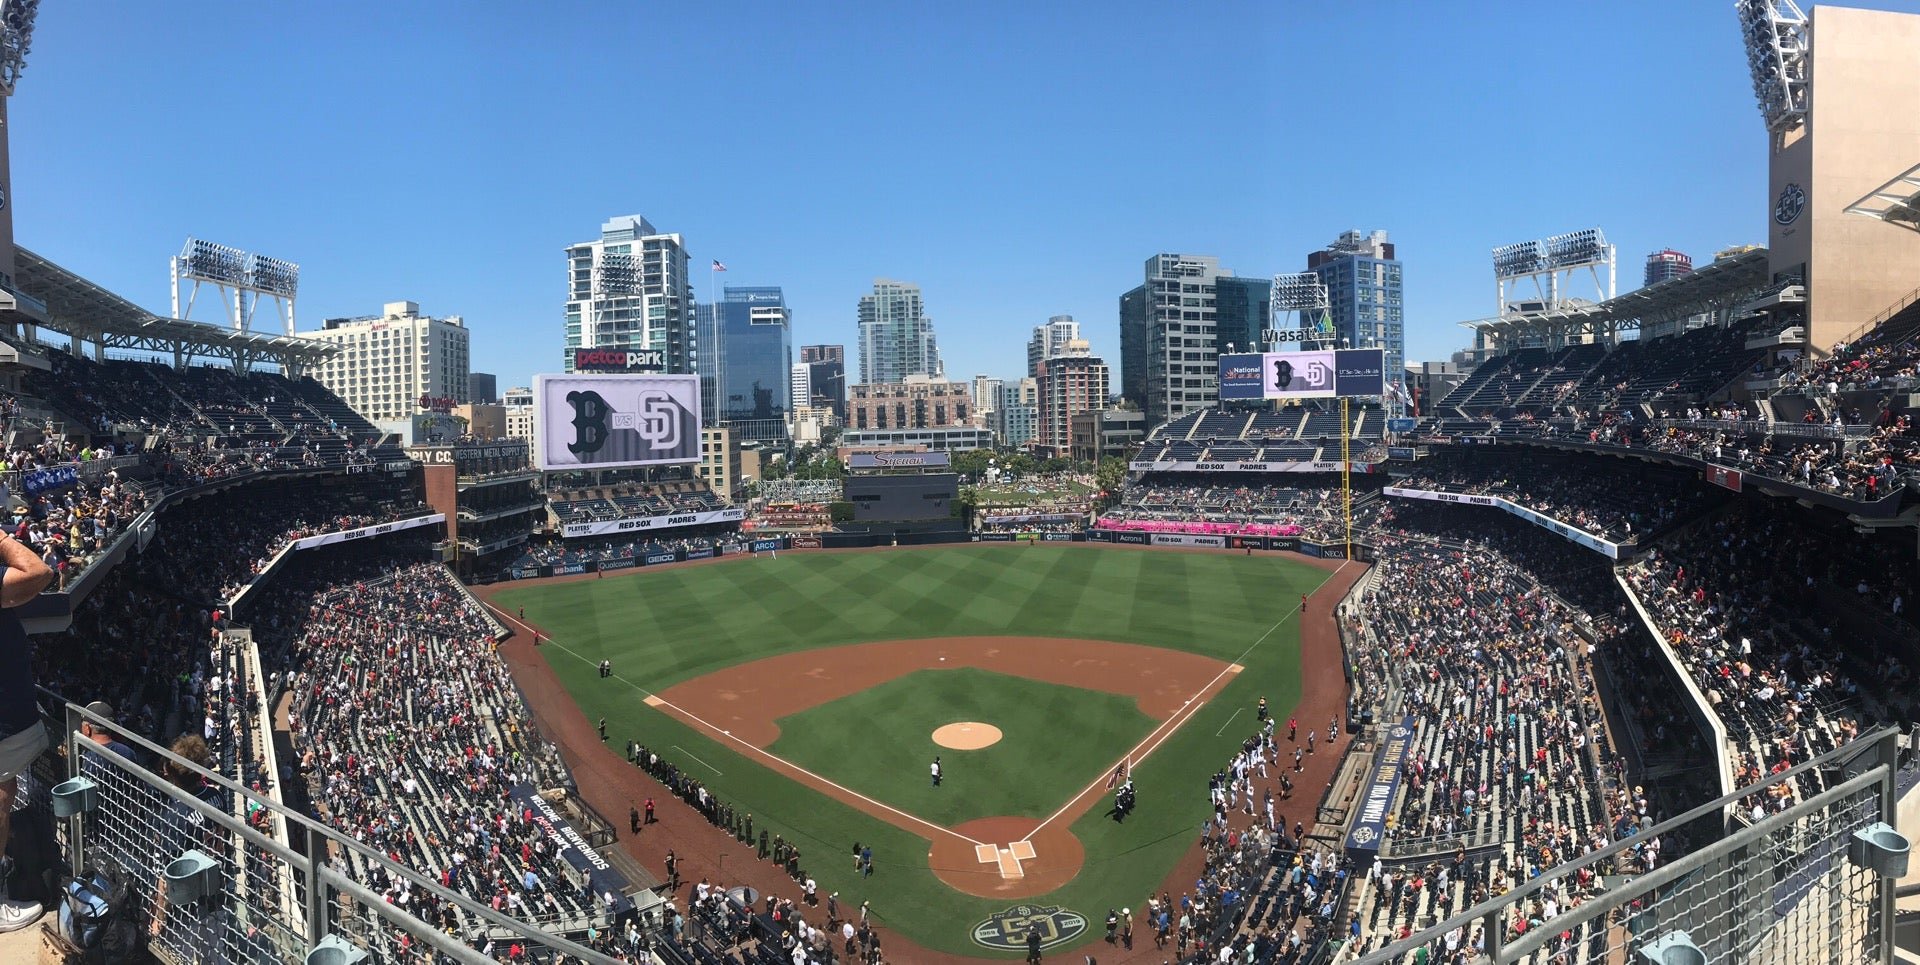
<box><xmin>1105</xmin><ymin>760</ymin><xmax>1128</xmax><ymax>789</ymax></box>
<box><xmin>711</xmin><ymin>260</ymin><xmax>727</xmax><ymax>272</ymax></box>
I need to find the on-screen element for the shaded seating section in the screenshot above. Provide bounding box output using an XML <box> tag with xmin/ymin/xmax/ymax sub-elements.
<box><xmin>1392</xmin><ymin>451</ymin><xmax>1721</xmax><ymax>543</ymax></box>
<box><xmin>550</xmin><ymin>482</ymin><xmax>729</xmax><ymax>526</ymax></box>
<box><xmin>1622</xmin><ymin>503</ymin><xmax>1912</xmax><ymax>822</ymax></box>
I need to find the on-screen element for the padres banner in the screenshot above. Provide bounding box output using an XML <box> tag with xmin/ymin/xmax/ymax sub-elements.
<box><xmin>533</xmin><ymin>373</ymin><xmax>701</xmax><ymax>471</ymax></box>
<box><xmin>1344</xmin><ymin>716</ymin><xmax>1416</xmax><ymax>856</ymax></box>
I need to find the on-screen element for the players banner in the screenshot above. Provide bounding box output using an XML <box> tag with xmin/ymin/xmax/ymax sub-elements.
<box><xmin>1345</xmin><ymin>716</ymin><xmax>1417</xmax><ymax>855</ymax></box>
<box><xmin>1382</xmin><ymin>486</ymin><xmax>1621</xmax><ymax>559</ymax></box>
<box><xmin>561</xmin><ymin>507</ymin><xmax>745</xmax><ymax>539</ymax></box>
<box><xmin>1217</xmin><ymin>348</ymin><xmax>1387</xmax><ymax>400</ymax></box>
<box><xmin>509</xmin><ymin>784</ymin><xmax>635</xmax><ymax>914</ymax></box>
<box><xmin>1149</xmin><ymin>533</ymin><xmax>1225</xmax><ymax>548</ymax></box>
<box><xmin>534</xmin><ymin>373</ymin><xmax>701</xmax><ymax>471</ymax></box>
<box><xmin>288</xmin><ymin>514</ymin><xmax>446</xmax><ymax>551</ymax></box>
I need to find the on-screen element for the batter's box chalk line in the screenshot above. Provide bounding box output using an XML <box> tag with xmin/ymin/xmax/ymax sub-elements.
<box><xmin>975</xmin><ymin>840</ymin><xmax>1038</xmax><ymax>879</ymax></box>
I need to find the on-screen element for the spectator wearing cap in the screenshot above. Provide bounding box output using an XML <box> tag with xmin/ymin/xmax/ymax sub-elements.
<box><xmin>0</xmin><ymin>522</ymin><xmax>54</xmax><ymax>933</ymax></box>
<box><xmin>80</xmin><ymin>701</ymin><xmax>137</xmax><ymax>761</ymax></box>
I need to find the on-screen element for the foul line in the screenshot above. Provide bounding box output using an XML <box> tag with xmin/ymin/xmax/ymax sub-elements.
<box><xmin>672</xmin><ymin>745</ymin><xmax>723</xmax><ymax>776</ymax></box>
<box><xmin>1213</xmin><ymin>707</ymin><xmax>1243</xmax><ymax>737</ymax></box>
<box><xmin>1022</xmin><ymin>559</ymin><xmax>1352</xmax><ymax>843</ymax></box>
<box><xmin>483</xmin><ymin>602</ymin><xmax>987</xmax><ymax>848</ymax></box>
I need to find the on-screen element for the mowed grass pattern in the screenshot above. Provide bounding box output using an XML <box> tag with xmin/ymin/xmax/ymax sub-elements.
<box><xmin>494</xmin><ymin>545</ymin><xmax>1330</xmax><ymax>957</ymax></box>
<box><xmin>766</xmin><ymin>668</ymin><xmax>1158</xmax><ymax>826</ymax></box>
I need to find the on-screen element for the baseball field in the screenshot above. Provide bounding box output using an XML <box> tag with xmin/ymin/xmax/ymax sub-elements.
<box><xmin>490</xmin><ymin>544</ymin><xmax>1338</xmax><ymax>957</ymax></box>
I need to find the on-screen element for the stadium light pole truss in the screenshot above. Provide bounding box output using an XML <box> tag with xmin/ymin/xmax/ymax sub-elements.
<box><xmin>1266</xmin><ymin>272</ymin><xmax>1332</xmax><ymax>350</ymax></box>
<box><xmin>1736</xmin><ymin>0</ymin><xmax>1809</xmax><ymax>139</ymax></box>
<box><xmin>0</xmin><ymin>0</ymin><xmax>38</xmax><ymax>97</ymax></box>
<box><xmin>170</xmin><ymin>238</ymin><xmax>301</xmax><ymax>336</ymax></box>
<box><xmin>1490</xmin><ymin>229</ymin><xmax>1616</xmax><ymax>343</ymax></box>
<box><xmin>1844</xmin><ymin>160</ymin><xmax>1920</xmax><ymax>235</ymax></box>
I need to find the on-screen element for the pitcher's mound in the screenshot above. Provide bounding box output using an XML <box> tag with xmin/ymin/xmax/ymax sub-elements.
<box><xmin>932</xmin><ymin>722</ymin><xmax>1002</xmax><ymax>750</ymax></box>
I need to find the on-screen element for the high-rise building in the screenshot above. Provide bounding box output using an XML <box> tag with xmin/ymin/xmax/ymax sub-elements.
<box><xmin>1026</xmin><ymin>315</ymin><xmax>1081</xmax><ymax>377</ymax></box>
<box><xmin>971</xmin><ymin>375</ymin><xmax>1003</xmax><ymax>420</ymax></box>
<box><xmin>564</xmin><ymin>214</ymin><xmax>695</xmax><ymax>375</ymax></box>
<box><xmin>800</xmin><ymin>344</ymin><xmax>847</xmax><ymax>420</ymax></box>
<box><xmin>1308</xmin><ymin>230</ymin><xmax>1404</xmax><ymax>393</ymax></box>
<box><xmin>994</xmin><ymin>378</ymin><xmax>1039</xmax><ymax>448</ymax></box>
<box><xmin>302</xmin><ymin>301</ymin><xmax>471</xmax><ymax>424</ymax></box>
<box><xmin>711</xmin><ymin>286</ymin><xmax>792</xmax><ymax>443</ymax></box>
<box><xmin>857</xmin><ymin>279</ymin><xmax>943</xmax><ymax>385</ymax></box>
<box><xmin>1214</xmin><ymin>277</ymin><xmax>1271</xmax><ymax>355</ymax></box>
<box><xmin>1038</xmin><ymin>340</ymin><xmax>1110</xmax><ymax>454</ymax></box>
<box><xmin>1644</xmin><ymin>249</ymin><xmax>1694</xmax><ymax>286</ymax></box>
<box><xmin>1118</xmin><ymin>286</ymin><xmax>1149</xmax><ymax>410</ymax></box>
<box><xmin>468</xmin><ymin>372</ymin><xmax>498</xmax><ymax>405</ymax></box>
<box><xmin>790</xmin><ymin>363</ymin><xmax>812</xmax><ymax>419</ymax></box>
<box><xmin>1137</xmin><ymin>254</ymin><xmax>1230</xmax><ymax>430</ymax></box>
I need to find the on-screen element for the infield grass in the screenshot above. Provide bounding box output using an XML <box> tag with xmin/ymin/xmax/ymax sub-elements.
<box><xmin>493</xmin><ymin>544</ymin><xmax>1331</xmax><ymax>957</ymax></box>
<box><xmin>767</xmin><ymin>668</ymin><xmax>1158</xmax><ymax>826</ymax></box>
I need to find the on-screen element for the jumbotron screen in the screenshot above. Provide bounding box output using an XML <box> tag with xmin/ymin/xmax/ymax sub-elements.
<box><xmin>532</xmin><ymin>373</ymin><xmax>701</xmax><ymax>471</ymax></box>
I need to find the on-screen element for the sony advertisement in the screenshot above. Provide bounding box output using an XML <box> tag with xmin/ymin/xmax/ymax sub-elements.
<box><xmin>534</xmin><ymin>374</ymin><xmax>701</xmax><ymax>471</ymax></box>
<box><xmin>1217</xmin><ymin>348</ymin><xmax>1387</xmax><ymax>400</ymax></box>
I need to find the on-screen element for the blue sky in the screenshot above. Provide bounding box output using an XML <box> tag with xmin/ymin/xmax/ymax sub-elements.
<box><xmin>13</xmin><ymin>1</ymin><xmax>1919</xmax><ymax>391</ymax></box>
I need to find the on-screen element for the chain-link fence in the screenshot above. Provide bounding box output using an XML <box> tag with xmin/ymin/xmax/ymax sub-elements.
<box><xmin>45</xmin><ymin>701</ymin><xmax>623</xmax><ymax>965</ymax></box>
<box><xmin>1350</xmin><ymin>726</ymin><xmax>1909</xmax><ymax>965</ymax></box>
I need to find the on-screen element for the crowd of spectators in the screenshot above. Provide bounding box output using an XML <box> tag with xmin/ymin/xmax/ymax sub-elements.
<box><xmin>1776</xmin><ymin>304</ymin><xmax>1920</xmax><ymax>396</ymax></box>
<box><xmin>1392</xmin><ymin>455</ymin><xmax>1720</xmax><ymax>543</ymax></box>
<box><xmin>551</xmin><ymin>482</ymin><xmax>728</xmax><ymax>526</ymax></box>
<box><xmin>1097</xmin><ymin>479</ymin><xmax>1340</xmax><ymax>535</ymax></box>
<box><xmin>266</xmin><ymin>555</ymin><xmax>630</xmax><ymax>949</ymax></box>
<box><xmin>1623</xmin><ymin>504</ymin><xmax>1909</xmax><ymax>822</ymax></box>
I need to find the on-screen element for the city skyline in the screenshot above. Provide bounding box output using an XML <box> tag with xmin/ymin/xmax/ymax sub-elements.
<box><xmin>17</xmin><ymin>2</ymin><xmax>1906</xmax><ymax>399</ymax></box>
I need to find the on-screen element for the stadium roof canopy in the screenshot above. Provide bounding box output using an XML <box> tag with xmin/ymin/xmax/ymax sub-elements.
<box><xmin>1845</xmin><ymin>160</ymin><xmax>1920</xmax><ymax>235</ymax></box>
<box><xmin>1459</xmin><ymin>247</ymin><xmax>1773</xmax><ymax>349</ymax></box>
<box><xmin>9</xmin><ymin>246</ymin><xmax>338</xmax><ymax>369</ymax></box>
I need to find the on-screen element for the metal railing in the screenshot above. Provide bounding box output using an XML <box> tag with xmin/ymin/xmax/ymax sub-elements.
<box><xmin>47</xmin><ymin>700</ymin><xmax>623</xmax><ymax>964</ymax></box>
<box><xmin>1349</xmin><ymin>726</ymin><xmax>1906</xmax><ymax>965</ymax></box>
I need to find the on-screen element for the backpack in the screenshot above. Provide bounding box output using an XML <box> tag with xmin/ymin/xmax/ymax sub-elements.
<box><xmin>55</xmin><ymin>865</ymin><xmax>143</xmax><ymax>965</ymax></box>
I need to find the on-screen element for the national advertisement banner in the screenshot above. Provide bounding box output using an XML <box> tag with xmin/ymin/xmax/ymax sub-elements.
<box><xmin>1112</xmin><ymin>531</ymin><xmax>1149</xmax><ymax>545</ymax></box>
<box><xmin>1333</xmin><ymin>349</ymin><xmax>1386</xmax><ymax>397</ymax></box>
<box><xmin>981</xmin><ymin>513</ymin><xmax>1082</xmax><ymax>525</ymax></box>
<box><xmin>978</xmin><ymin>532</ymin><xmax>1017</xmax><ymax>542</ymax></box>
<box><xmin>1345</xmin><ymin>716</ymin><xmax>1417</xmax><ymax>855</ymax></box>
<box><xmin>533</xmin><ymin>373</ymin><xmax>701</xmax><ymax>471</ymax></box>
<box><xmin>596</xmin><ymin>557</ymin><xmax>637</xmax><ymax>572</ymax></box>
<box><xmin>684</xmin><ymin>546</ymin><xmax>716</xmax><ymax>560</ymax></box>
<box><xmin>1042</xmin><ymin>532</ymin><xmax>1077</xmax><ymax>542</ymax></box>
<box><xmin>561</xmin><ymin>507</ymin><xmax>744</xmax><ymax>539</ymax></box>
<box><xmin>750</xmin><ymin>538</ymin><xmax>786</xmax><ymax>553</ymax></box>
<box><xmin>1704</xmin><ymin>465</ymin><xmax>1744</xmax><ymax>493</ymax></box>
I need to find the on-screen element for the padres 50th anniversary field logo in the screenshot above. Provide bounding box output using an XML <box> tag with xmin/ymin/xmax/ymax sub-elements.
<box><xmin>972</xmin><ymin>904</ymin><xmax>1087</xmax><ymax>950</ymax></box>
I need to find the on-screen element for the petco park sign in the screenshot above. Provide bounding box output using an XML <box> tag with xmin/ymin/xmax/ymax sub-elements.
<box><xmin>560</xmin><ymin>506</ymin><xmax>744</xmax><ymax>539</ymax></box>
<box><xmin>573</xmin><ymin>348</ymin><xmax>666</xmax><ymax>371</ymax></box>
<box><xmin>849</xmin><ymin>451</ymin><xmax>951</xmax><ymax>469</ymax></box>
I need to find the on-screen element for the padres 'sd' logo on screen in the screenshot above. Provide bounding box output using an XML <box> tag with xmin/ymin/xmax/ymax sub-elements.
<box><xmin>971</xmin><ymin>904</ymin><xmax>1088</xmax><ymax>951</ymax></box>
<box><xmin>634</xmin><ymin>389</ymin><xmax>684</xmax><ymax>451</ymax></box>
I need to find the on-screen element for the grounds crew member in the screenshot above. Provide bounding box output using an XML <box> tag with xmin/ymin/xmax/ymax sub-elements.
<box><xmin>931</xmin><ymin>755</ymin><xmax>942</xmax><ymax>787</ymax></box>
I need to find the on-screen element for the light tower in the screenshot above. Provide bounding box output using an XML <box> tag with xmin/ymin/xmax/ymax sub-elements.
<box><xmin>1491</xmin><ymin>228</ymin><xmax>1616</xmax><ymax>317</ymax></box>
<box><xmin>170</xmin><ymin>238</ymin><xmax>301</xmax><ymax>334</ymax></box>
<box><xmin>1737</xmin><ymin>0</ymin><xmax>1809</xmax><ymax>144</ymax></box>
<box><xmin>0</xmin><ymin>1</ymin><xmax>40</xmax><ymax>303</ymax></box>
<box><xmin>1265</xmin><ymin>272</ymin><xmax>1333</xmax><ymax>350</ymax></box>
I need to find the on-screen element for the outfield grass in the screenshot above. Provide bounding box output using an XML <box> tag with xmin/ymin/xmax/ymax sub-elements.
<box><xmin>493</xmin><ymin>545</ymin><xmax>1328</xmax><ymax>956</ymax></box>
<box><xmin>766</xmin><ymin>668</ymin><xmax>1158</xmax><ymax>826</ymax></box>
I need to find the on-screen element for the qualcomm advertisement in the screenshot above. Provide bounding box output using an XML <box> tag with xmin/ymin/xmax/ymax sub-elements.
<box><xmin>1345</xmin><ymin>716</ymin><xmax>1417</xmax><ymax>855</ymax></box>
<box><xmin>1382</xmin><ymin>487</ymin><xmax>1621</xmax><ymax>559</ymax></box>
<box><xmin>1218</xmin><ymin>348</ymin><xmax>1387</xmax><ymax>400</ymax></box>
<box><xmin>561</xmin><ymin>507</ymin><xmax>745</xmax><ymax>539</ymax></box>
